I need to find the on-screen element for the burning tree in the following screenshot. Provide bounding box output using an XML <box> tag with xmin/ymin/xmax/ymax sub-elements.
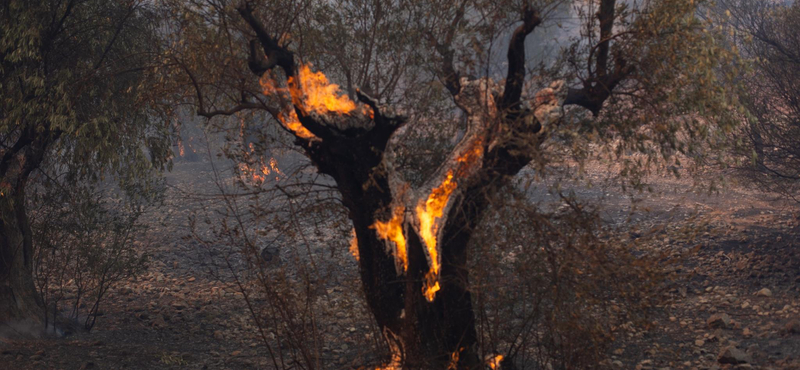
<box><xmin>167</xmin><ymin>0</ymin><xmax>740</xmax><ymax>367</ymax></box>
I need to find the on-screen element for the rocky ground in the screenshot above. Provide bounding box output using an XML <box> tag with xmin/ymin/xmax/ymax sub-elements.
<box><xmin>0</xmin><ymin>159</ymin><xmax>798</xmax><ymax>370</ymax></box>
<box><xmin>601</xmin><ymin>177</ymin><xmax>800</xmax><ymax>370</ymax></box>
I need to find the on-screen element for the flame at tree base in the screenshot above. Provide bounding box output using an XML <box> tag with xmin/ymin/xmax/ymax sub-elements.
<box><xmin>487</xmin><ymin>354</ymin><xmax>504</xmax><ymax>369</ymax></box>
<box><xmin>349</xmin><ymin>228</ymin><xmax>359</xmax><ymax>261</ymax></box>
<box><xmin>376</xmin><ymin>330</ymin><xmax>403</xmax><ymax>370</ymax></box>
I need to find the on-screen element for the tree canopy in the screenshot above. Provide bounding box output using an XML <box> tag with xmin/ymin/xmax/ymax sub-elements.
<box><xmin>0</xmin><ymin>0</ymin><xmax>171</xmax><ymax>327</ymax></box>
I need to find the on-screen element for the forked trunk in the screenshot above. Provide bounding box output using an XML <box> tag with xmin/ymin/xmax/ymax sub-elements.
<box><xmin>233</xmin><ymin>5</ymin><xmax>570</xmax><ymax>367</ymax></box>
<box><xmin>348</xmin><ymin>206</ymin><xmax>483</xmax><ymax>369</ymax></box>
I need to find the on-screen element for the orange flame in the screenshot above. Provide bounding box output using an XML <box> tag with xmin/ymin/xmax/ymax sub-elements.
<box><xmin>447</xmin><ymin>348</ymin><xmax>465</xmax><ymax>370</ymax></box>
<box><xmin>371</xmin><ymin>205</ymin><xmax>408</xmax><ymax>272</ymax></box>
<box><xmin>260</xmin><ymin>64</ymin><xmax>370</xmax><ymax>139</ymax></box>
<box><xmin>277</xmin><ymin>110</ymin><xmax>315</xmax><ymax>139</ymax></box>
<box><xmin>376</xmin><ymin>331</ymin><xmax>403</xmax><ymax>370</ymax></box>
<box><xmin>416</xmin><ymin>172</ymin><xmax>454</xmax><ymax>301</ymax></box>
<box><xmin>238</xmin><ymin>143</ymin><xmax>284</xmax><ymax>183</ymax></box>
<box><xmin>349</xmin><ymin>228</ymin><xmax>359</xmax><ymax>261</ymax></box>
<box><xmin>259</xmin><ymin>72</ymin><xmax>316</xmax><ymax>139</ymax></box>
<box><xmin>177</xmin><ymin>139</ymin><xmax>185</xmax><ymax>157</ymax></box>
<box><xmin>488</xmin><ymin>354</ymin><xmax>504</xmax><ymax>370</ymax></box>
<box><xmin>288</xmin><ymin>65</ymin><xmax>357</xmax><ymax>115</ymax></box>
<box><xmin>416</xmin><ymin>139</ymin><xmax>484</xmax><ymax>301</ymax></box>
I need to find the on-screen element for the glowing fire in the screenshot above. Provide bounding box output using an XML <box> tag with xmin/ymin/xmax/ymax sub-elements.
<box><xmin>259</xmin><ymin>63</ymin><xmax>367</xmax><ymax>140</ymax></box>
<box><xmin>416</xmin><ymin>139</ymin><xmax>484</xmax><ymax>301</ymax></box>
<box><xmin>177</xmin><ymin>139</ymin><xmax>186</xmax><ymax>157</ymax></box>
<box><xmin>376</xmin><ymin>331</ymin><xmax>403</xmax><ymax>370</ymax></box>
<box><xmin>416</xmin><ymin>171</ymin><xmax>454</xmax><ymax>301</ymax></box>
<box><xmin>238</xmin><ymin>160</ymin><xmax>282</xmax><ymax>183</ymax></box>
<box><xmin>349</xmin><ymin>228</ymin><xmax>359</xmax><ymax>261</ymax></box>
<box><xmin>238</xmin><ymin>143</ymin><xmax>284</xmax><ymax>184</ymax></box>
<box><xmin>376</xmin><ymin>347</ymin><xmax>402</xmax><ymax>370</ymax></box>
<box><xmin>447</xmin><ymin>348</ymin><xmax>464</xmax><ymax>370</ymax></box>
<box><xmin>259</xmin><ymin>72</ymin><xmax>316</xmax><ymax>139</ymax></box>
<box><xmin>288</xmin><ymin>64</ymin><xmax>357</xmax><ymax>115</ymax></box>
<box><xmin>487</xmin><ymin>354</ymin><xmax>504</xmax><ymax>370</ymax></box>
<box><xmin>277</xmin><ymin>110</ymin><xmax>314</xmax><ymax>139</ymax></box>
<box><xmin>370</xmin><ymin>205</ymin><xmax>408</xmax><ymax>273</ymax></box>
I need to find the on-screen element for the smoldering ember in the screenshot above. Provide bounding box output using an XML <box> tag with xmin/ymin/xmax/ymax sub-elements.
<box><xmin>1</xmin><ymin>0</ymin><xmax>799</xmax><ymax>369</ymax></box>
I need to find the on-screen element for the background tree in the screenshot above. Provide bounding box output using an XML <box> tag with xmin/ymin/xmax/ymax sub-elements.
<box><xmin>165</xmin><ymin>0</ymin><xmax>740</xmax><ymax>367</ymax></box>
<box><xmin>722</xmin><ymin>0</ymin><xmax>800</xmax><ymax>202</ymax></box>
<box><xmin>0</xmin><ymin>0</ymin><xmax>171</xmax><ymax>330</ymax></box>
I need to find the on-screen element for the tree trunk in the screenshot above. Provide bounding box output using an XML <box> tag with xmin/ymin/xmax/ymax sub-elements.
<box><xmin>0</xmin><ymin>132</ymin><xmax>53</xmax><ymax>334</ymax></box>
<box><xmin>233</xmin><ymin>4</ymin><xmax>575</xmax><ymax>367</ymax></box>
<box><xmin>0</xmin><ymin>168</ymin><xmax>44</xmax><ymax>334</ymax></box>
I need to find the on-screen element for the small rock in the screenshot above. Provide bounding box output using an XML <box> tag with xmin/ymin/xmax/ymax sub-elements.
<box><xmin>708</xmin><ymin>313</ymin><xmax>731</xmax><ymax>329</ymax></box>
<box><xmin>756</xmin><ymin>288</ymin><xmax>772</xmax><ymax>297</ymax></box>
<box><xmin>718</xmin><ymin>346</ymin><xmax>751</xmax><ymax>365</ymax></box>
<box><xmin>742</xmin><ymin>328</ymin><xmax>752</xmax><ymax>337</ymax></box>
<box><xmin>187</xmin><ymin>277</ymin><xmax>196</xmax><ymax>282</ymax></box>
<box><xmin>695</xmin><ymin>339</ymin><xmax>705</xmax><ymax>346</ymax></box>
<box><xmin>231</xmin><ymin>350</ymin><xmax>242</xmax><ymax>356</ymax></box>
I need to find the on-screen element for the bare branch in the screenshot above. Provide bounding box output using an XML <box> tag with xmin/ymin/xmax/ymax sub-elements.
<box><xmin>500</xmin><ymin>3</ymin><xmax>541</xmax><ymax>115</ymax></box>
<box><xmin>237</xmin><ymin>2</ymin><xmax>296</xmax><ymax>77</ymax></box>
<box><xmin>595</xmin><ymin>0</ymin><xmax>616</xmax><ymax>78</ymax></box>
<box><xmin>427</xmin><ymin>1</ymin><xmax>468</xmax><ymax>96</ymax></box>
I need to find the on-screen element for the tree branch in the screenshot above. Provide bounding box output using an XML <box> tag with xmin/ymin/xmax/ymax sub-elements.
<box><xmin>500</xmin><ymin>3</ymin><xmax>541</xmax><ymax>115</ymax></box>
<box><xmin>237</xmin><ymin>2</ymin><xmax>296</xmax><ymax>77</ymax></box>
<box><xmin>93</xmin><ymin>2</ymin><xmax>137</xmax><ymax>70</ymax></box>
<box><xmin>427</xmin><ymin>1</ymin><xmax>468</xmax><ymax>96</ymax></box>
<box><xmin>595</xmin><ymin>0</ymin><xmax>616</xmax><ymax>79</ymax></box>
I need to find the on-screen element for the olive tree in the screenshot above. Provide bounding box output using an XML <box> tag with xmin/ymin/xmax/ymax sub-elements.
<box><xmin>0</xmin><ymin>0</ymin><xmax>171</xmax><ymax>331</ymax></box>
<box><xmin>165</xmin><ymin>0</ymin><xmax>740</xmax><ymax>367</ymax></box>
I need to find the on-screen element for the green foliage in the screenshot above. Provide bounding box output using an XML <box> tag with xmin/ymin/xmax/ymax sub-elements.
<box><xmin>0</xmin><ymin>0</ymin><xmax>172</xmax><ymax>182</ymax></box>
<box><xmin>550</xmin><ymin>0</ymin><xmax>746</xmax><ymax>191</ymax></box>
